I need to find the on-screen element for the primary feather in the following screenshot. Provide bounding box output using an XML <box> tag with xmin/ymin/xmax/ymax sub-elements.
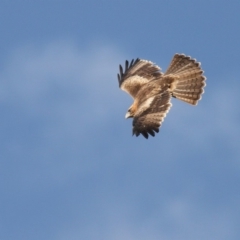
<box><xmin>118</xmin><ymin>53</ymin><xmax>206</xmax><ymax>139</ymax></box>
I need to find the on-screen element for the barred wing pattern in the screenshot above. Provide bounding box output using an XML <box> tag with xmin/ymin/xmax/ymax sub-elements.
<box><xmin>132</xmin><ymin>91</ymin><xmax>172</xmax><ymax>139</ymax></box>
<box><xmin>118</xmin><ymin>59</ymin><xmax>163</xmax><ymax>98</ymax></box>
<box><xmin>117</xmin><ymin>54</ymin><xmax>206</xmax><ymax>139</ymax></box>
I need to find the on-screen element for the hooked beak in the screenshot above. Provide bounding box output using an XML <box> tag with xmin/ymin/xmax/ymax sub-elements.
<box><xmin>125</xmin><ymin>111</ymin><xmax>132</xmax><ymax>119</ymax></box>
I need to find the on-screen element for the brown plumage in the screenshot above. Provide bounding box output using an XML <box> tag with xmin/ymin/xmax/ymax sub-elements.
<box><xmin>117</xmin><ymin>53</ymin><xmax>206</xmax><ymax>139</ymax></box>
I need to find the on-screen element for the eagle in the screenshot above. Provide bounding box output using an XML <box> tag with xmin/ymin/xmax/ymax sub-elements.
<box><xmin>117</xmin><ymin>53</ymin><xmax>206</xmax><ymax>139</ymax></box>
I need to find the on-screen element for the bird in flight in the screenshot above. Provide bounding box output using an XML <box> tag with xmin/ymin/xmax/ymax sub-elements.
<box><xmin>117</xmin><ymin>53</ymin><xmax>206</xmax><ymax>139</ymax></box>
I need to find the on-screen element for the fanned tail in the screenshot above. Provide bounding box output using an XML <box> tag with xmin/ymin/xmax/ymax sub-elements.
<box><xmin>165</xmin><ymin>53</ymin><xmax>206</xmax><ymax>105</ymax></box>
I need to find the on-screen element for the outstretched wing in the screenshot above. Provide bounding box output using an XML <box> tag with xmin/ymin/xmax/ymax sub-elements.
<box><xmin>118</xmin><ymin>59</ymin><xmax>163</xmax><ymax>98</ymax></box>
<box><xmin>132</xmin><ymin>90</ymin><xmax>172</xmax><ymax>139</ymax></box>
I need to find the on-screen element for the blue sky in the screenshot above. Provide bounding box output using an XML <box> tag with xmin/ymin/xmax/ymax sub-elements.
<box><xmin>1</xmin><ymin>1</ymin><xmax>240</xmax><ymax>240</ymax></box>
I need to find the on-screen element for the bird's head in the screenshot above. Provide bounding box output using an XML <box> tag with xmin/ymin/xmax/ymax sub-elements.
<box><xmin>125</xmin><ymin>106</ymin><xmax>135</xmax><ymax>119</ymax></box>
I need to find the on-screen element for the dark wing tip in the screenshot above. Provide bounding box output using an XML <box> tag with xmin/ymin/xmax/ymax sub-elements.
<box><xmin>117</xmin><ymin>73</ymin><xmax>121</xmax><ymax>85</ymax></box>
<box><xmin>132</xmin><ymin>127</ymin><xmax>158</xmax><ymax>139</ymax></box>
<box><xmin>132</xmin><ymin>129</ymin><xmax>140</xmax><ymax>137</ymax></box>
<box><xmin>125</xmin><ymin>60</ymin><xmax>129</xmax><ymax>72</ymax></box>
<box><xmin>118</xmin><ymin>58</ymin><xmax>140</xmax><ymax>87</ymax></box>
<box><xmin>130</xmin><ymin>59</ymin><xmax>134</xmax><ymax>66</ymax></box>
<box><xmin>141</xmin><ymin>131</ymin><xmax>149</xmax><ymax>139</ymax></box>
<box><xmin>119</xmin><ymin>64</ymin><xmax>123</xmax><ymax>75</ymax></box>
<box><xmin>147</xmin><ymin>129</ymin><xmax>155</xmax><ymax>137</ymax></box>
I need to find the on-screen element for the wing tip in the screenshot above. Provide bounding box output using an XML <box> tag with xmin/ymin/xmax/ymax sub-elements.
<box><xmin>132</xmin><ymin>128</ymin><xmax>160</xmax><ymax>139</ymax></box>
<box><xmin>118</xmin><ymin>58</ymin><xmax>140</xmax><ymax>87</ymax></box>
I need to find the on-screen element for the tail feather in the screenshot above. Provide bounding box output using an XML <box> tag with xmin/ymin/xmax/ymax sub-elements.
<box><xmin>165</xmin><ymin>54</ymin><xmax>206</xmax><ymax>105</ymax></box>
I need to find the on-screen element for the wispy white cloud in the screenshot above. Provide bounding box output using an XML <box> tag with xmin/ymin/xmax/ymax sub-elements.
<box><xmin>0</xmin><ymin>40</ymin><xmax>240</xmax><ymax>240</ymax></box>
<box><xmin>1</xmin><ymin>40</ymin><xmax>240</xmax><ymax>186</ymax></box>
<box><xmin>0</xmin><ymin>40</ymin><xmax>128</xmax><ymax>190</ymax></box>
<box><xmin>54</xmin><ymin>195</ymin><xmax>235</xmax><ymax>240</ymax></box>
